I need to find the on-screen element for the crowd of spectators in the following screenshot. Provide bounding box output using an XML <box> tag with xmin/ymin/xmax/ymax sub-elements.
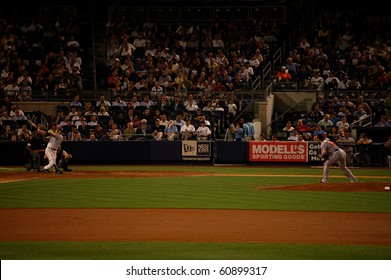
<box><xmin>275</xmin><ymin>9</ymin><xmax>391</xmax><ymax>93</ymax></box>
<box><xmin>0</xmin><ymin>15</ymin><xmax>84</xmax><ymax>101</ymax></box>
<box><xmin>100</xmin><ymin>15</ymin><xmax>279</xmax><ymax>96</ymax></box>
<box><xmin>2</xmin><ymin>4</ymin><xmax>391</xmax><ymax>147</ymax></box>
<box><xmin>0</xmin><ymin>6</ymin><xmax>284</xmax><ymax>142</ymax></box>
<box><xmin>272</xmin><ymin>5</ymin><xmax>391</xmax><ymax>151</ymax></box>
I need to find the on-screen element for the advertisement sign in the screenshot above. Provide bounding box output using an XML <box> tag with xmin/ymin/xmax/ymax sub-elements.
<box><xmin>182</xmin><ymin>141</ymin><xmax>211</xmax><ymax>161</ymax></box>
<box><xmin>307</xmin><ymin>141</ymin><xmax>322</xmax><ymax>162</ymax></box>
<box><xmin>249</xmin><ymin>141</ymin><xmax>308</xmax><ymax>162</ymax></box>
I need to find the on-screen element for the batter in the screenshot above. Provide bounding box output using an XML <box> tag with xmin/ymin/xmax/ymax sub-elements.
<box><xmin>38</xmin><ymin>127</ymin><xmax>64</xmax><ymax>174</ymax></box>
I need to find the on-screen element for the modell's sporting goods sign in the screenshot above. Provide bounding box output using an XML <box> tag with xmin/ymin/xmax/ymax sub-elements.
<box><xmin>249</xmin><ymin>141</ymin><xmax>309</xmax><ymax>162</ymax></box>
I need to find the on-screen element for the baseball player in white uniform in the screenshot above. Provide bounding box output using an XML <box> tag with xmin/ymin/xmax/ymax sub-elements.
<box><xmin>38</xmin><ymin>127</ymin><xmax>64</xmax><ymax>174</ymax></box>
<box><xmin>317</xmin><ymin>133</ymin><xmax>358</xmax><ymax>183</ymax></box>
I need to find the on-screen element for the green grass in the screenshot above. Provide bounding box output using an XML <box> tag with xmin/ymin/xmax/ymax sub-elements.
<box><xmin>1</xmin><ymin>165</ymin><xmax>391</xmax><ymax>260</ymax></box>
<box><xmin>0</xmin><ymin>167</ymin><xmax>390</xmax><ymax>212</ymax></box>
<box><xmin>1</xmin><ymin>242</ymin><xmax>390</xmax><ymax>260</ymax></box>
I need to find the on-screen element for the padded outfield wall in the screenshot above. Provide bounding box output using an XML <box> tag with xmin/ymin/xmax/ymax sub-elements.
<box><xmin>1</xmin><ymin>136</ymin><xmax>388</xmax><ymax>166</ymax></box>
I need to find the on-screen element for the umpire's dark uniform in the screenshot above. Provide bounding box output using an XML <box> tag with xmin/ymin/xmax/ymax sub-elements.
<box><xmin>25</xmin><ymin>133</ymin><xmax>45</xmax><ymax>172</ymax></box>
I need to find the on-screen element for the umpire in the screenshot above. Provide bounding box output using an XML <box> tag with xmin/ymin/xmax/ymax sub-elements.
<box><xmin>24</xmin><ymin>130</ymin><xmax>45</xmax><ymax>172</ymax></box>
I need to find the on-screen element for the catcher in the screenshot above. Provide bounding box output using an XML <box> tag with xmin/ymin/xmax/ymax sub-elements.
<box><xmin>317</xmin><ymin>133</ymin><xmax>358</xmax><ymax>183</ymax></box>
<box><xmin>56</xmin><ymin>145</ymin><xmax>73</xmax><ymax>172</ymax></box>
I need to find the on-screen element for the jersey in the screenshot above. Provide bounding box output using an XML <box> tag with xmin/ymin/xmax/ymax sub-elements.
<box><xmin>243</xmin><ymin>122</ymin><xmax>255</xmax><ymax>138</ymax></box>
<box><xmin>47</xmin><ymin>133</ymin><xmax>64</xmax><ymax>151</ymax></box>
<box><xmin>320</xmin><ymin>139</ymin><xmax>338</xmax><ymax>156</ymax></box>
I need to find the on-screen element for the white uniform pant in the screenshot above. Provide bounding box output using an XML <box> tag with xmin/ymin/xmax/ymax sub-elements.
<box><xmin>44</xmin><ymin>147</ymin><xmax>57</xmax><ymax>170</ymax></box>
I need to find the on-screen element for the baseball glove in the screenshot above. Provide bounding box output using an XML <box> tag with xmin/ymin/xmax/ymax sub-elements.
<box><xmin>63</xmin><ymin>150</ymin><xmax>72</xmax><ymax>159</ymax></box>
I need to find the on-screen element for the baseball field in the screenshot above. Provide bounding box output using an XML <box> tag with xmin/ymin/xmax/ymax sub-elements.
<box><xmin>0</xmin><ymin>164</ymin><xmax>391</xmax><ymax>260</ymax></box>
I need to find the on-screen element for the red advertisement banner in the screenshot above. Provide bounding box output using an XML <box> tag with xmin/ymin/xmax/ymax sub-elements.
<box><xmin>249</xmin><ymin>141</ymin><xmax>308</xmax><ymax>162</ymax></box>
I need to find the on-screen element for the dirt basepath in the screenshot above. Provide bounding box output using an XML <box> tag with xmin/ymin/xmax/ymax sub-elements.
<box><xmin>1</xmin><ymin>208</ymin><xmax>391</xmax><ymax>245</ymax></box>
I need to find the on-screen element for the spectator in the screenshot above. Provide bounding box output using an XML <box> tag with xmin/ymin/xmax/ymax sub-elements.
<box><xmin>384</xmin><ymin>134</ymin><xmax>391</xmax><ymax>167</ymax></box>
<box><xmin>275</xmin><ymin>66</ymin><xmax>292</xmax><ymax>82</ymax></box>
<box><xmin>135</xmin><ymin>118</ymin><xmax>152</xmax><ymax>136</ymax></box>
<box><xmin>384</xmin><ymin>90</ymin><xmax>391</xmax><ymax>116</ymax></box>
<box><xmin>96</xmin><ymin>95</ymin><xmax>111</xmax><ymax>109</ymax></box>
<box><xmin>354</xmin><ymin>133</ymin><xmax>373</xmax><ymax>166</ymax></box>
<box><xmin>97</xmin><ymin>106</ymin><xmax>110</xmax><ymax>117</ymax></box>
<box><xmin>226</xmin><ymin>99</ymin><xmax>238</xmax><ymax>124</ymax></box>
<box><xmin>313</xmin><ymin>124</ymin><xmax>325</xmax><ymax>139</ymax></box>
<box><xmin>179</xmin><ymin>118</ymin><xmax>195</xmax><ymax>140</ymax></box>
<box><xmin>198</xmin><ymin>94</ymin><xmax>213</xmax><ymax>111</ymax></box>
<box><xmin>111</xmin><ymin>129</ymin><xmax>122</xmax><ymax>141</ymax></box>
<box><xmin>10</xmin><ymin>106</ymin><xmax>27</xmax><ymax>121</ymax></box>
<box><xmin>88</xmin><ymin>115</ymin><xmax>98</xmax><ymax>128</ymax></box>
<box><xmin>295</xmin><ymin>119</ymin><xmax>314</xmax><ymax>133</ymax></box>
<box><xmin>139</xmin><ymin>95</ymin><xmax>155</xmax><ymax>108</ymax></box>
<box><xmin>336</xmin><ymin>131</ymin><xmax>356</xmax><ymax>166</ymax></box>
<box><xmin>308</xmin><ymin>104</ymin><xmax>324</xmax><ymax>122</ymax></box>
<box><xmin>374</xmin><ymin>114</ymin><xmax>390</xmax><ymax>127</ymax></box>
<box><xmin>337</xmin><ymin>74</ymin><xmax>352</xmax><ymax>90</ymax></box>
<box><xmin>285</xmin><ymin>57</ymin><xmax>300</xmax><ymax>79</ymax></box>
<box><xmin>303</xmin><ymin>132</ymin><xmax>313</xmax><ymax>141</ymax></box>
<box><xmin>122</xmin><ymin>121</ymin><xmax>136</xmax><ymax>140</ymax></box>
<box><xmin>1</xmin><ymin>125</ymin><xmax>15</xmax><ymax>141</ymax></box>
<box><xmin>173</xmin><ymin>113</ymin><xmax>185</xmax><ymax>128</ymax></box>
<box><xmin>18</xmin><ymin>78</ymin><xmax>32</xmax><ymax>101</ymax></box>
<box><xmin>71</xmin><ymin>109</ymin><xmax>83</xmax><ymax>126</ymax></box>
<box><xmin>324</xmin><ymin>72</ymin><xmax>340</xmax><ymax>90</ymax></box>
<box><xmin>259</xmin><ymin>133</ymin><xmax>267</xmax><ymax>141</ymax></box>
<box><xmin>93</xmin><ymin>123</ymin><xmax>106</xmax><ymax>140</ymax></box>
<box><xmin>318</xmin><ymin>114</ymin><xmax>334</xmax><ymax>129</ymax></box>
<box><xmin>233</xmin><ymin>121</ymin><xmax>244</xmax><ymax>142</ymax></box>
<box><xmin>164</xmin><ymin>120</ymin><xmax>178</xmax><ymax>141</ymax></box>
<box><xmin>352</xmin><ymin>104</ymin><xmax>368</xmax><ymax>126</ymax></box>
<box><xmin>309</xmin><ymin>70</ymin><xmax>324</xmax><ymax>91</ymax></box>
<box><xmin>69</xmin><ymin>95</ymin><xmax>83</xmax><ymax>109</ymax></box>
<box><xmin>84</xmin><ymin>106</ymin><xmax>97</xmax><ymax>117</ymax></box>
<box><xmin>17</xmin><ymin>124</ymin><xmax>32</xmax><ymax>141</ymax></box>
<box><xmin>243</xmin><ymin>118</ymin><xmax>255</xmax><ymax>141</ymax></box>
<box><xmin>328</xmin><ymin>126</ymin><xmax>341</xmax><ymax>142</ymax></box>
<box><xmin>77</xmin><ymin>118</ymin><xmax>90</xmax><ymax>139</ymax></box>
<box><xmin>356</xmin><ymin>95</ymin><xmax>373</xmax><ymax>117</ymax></box>
<box><xmin>67</xmin><ymin>64</ymin><xmax>83</xmax><ymax>94</ymax></box>
<box><xmin>0</xmin><ymin>110</ymin><xmax>12</xmax><ymax>126</ymax></box>
<box><xmin>151</xmin><ymin>118</ymin><xmax>164</xmax><ymax>141</ymax></box>
<box><xmin>118</xmin><ymin>38</ymin><xmax>136</xmax><ymax>60</ymax></box>
<box><xmin>131</xmin><ymin>114</ymin><xmax>141</xmax><ymax>129</ymax></box>
<box><xmin>112</xmin><ymin>95</ymin><xmax>127</xmax><ymax>108</ymax></box>
<box><xmin>196</xmin><ymin>120</ymin><xmax>212</xmax><ymax>140</ymax></box>
<box><xmin>287</xmin><ymin>129</ymin><xmax>299</xmax><ymax>141</ymax></box>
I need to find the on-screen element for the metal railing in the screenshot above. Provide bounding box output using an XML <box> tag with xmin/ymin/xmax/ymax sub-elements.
<box><xmin>351</xmin><ymin>114</ymin><xmax>373</xmax><ymax>128</ymax></box>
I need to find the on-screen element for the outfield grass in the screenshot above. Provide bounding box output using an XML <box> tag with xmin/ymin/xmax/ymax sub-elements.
<box><xmin>1</xmin><ymin>242</ymin><xmax>391</xmax><ymax>260</ymax></box>
<box><xmin>1</xmin><ymin>165</ymin><xmax>391</xmax><ymax>260</ymax></box>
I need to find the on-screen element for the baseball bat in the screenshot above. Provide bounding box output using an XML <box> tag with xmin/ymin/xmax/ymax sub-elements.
<box><xmin>28</xmin><ymin>119</ymin><xmax>38</xmax><ymax>130</ymax></box>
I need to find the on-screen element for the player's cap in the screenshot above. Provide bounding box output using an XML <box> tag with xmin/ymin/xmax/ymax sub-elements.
<box><xmin>317</xmin><ymin>133</ymin><xmax>324</xmax><ymax>141</ymax></box>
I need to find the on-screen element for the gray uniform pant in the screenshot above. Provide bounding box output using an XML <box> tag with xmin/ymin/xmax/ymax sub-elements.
<box><xmin>322</xmin><ymin>149</ymin><xmax>357</xmax><ymax>182</ymax></box>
